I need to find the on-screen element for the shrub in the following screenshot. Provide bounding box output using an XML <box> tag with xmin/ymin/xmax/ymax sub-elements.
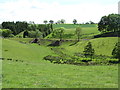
<box><xmin>0</xmin><ymin>29</ymin><xmax>12</xmax><ymax>37</ymax></box>
<box><xmin>28</xmin><ymin>30</ymin><xmax>42</xmax><ymax>38</ymax></box>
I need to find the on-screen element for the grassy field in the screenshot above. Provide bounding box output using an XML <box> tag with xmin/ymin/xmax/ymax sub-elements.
<box><xmin>62</xmin><ymin>37</ymin><xmax>118</xmax><ymax>56</ymax></box>
<box><xmin>53</xmin><ymin>24</ymin><xmax>97</xmax><ymax>29</ymax></box>
<box><xmin>3</xmin><ymin>60</ymin><xmax>118</xmax><ymax>88</ymax></box>
<box><xmin>1</xmin><ymin>24</ymin><xmax>119</xmax><ymax>88</ymax></box>
<box><xmin>1</xmin><ymin>38</ymin><xmax>118</xmax><ymax>88</ymax></box>
<box><xmin>2</xmin><ymin>39</ymin><xmax>54</xmax><ymax>62</ymax></box>
<box><xmin>46</xmin><ymin>24</ymin><xmax>100</xmax><ymax>39</ymax></box>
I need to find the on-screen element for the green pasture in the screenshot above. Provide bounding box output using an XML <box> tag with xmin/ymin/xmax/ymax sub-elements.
<box><xmin>3</xmin><ymin>60</ymin><xmax>118</xmax><ymax>88</ymax></box>
<box><xmin>46</xmin><ymin>24</ymin><xmax>100</xmax><ymax>39</ymax></box>
<box><xmin>2</xmin><ymin>39</ymin><xmax>54</xmax><ymax>62</ymax></box>
<box><xmin>62</xmin><ymin>37</ymin><xmax>118</xmax><ymax>56</ymax></box>
<box><xmin>53</xmin><ymin>24</ymin><xmax>97</xmax><ymax>29</ymax></box>
<box><xmin>1</xmin><ymin>38</ymin><xmax>118</xmax><ymax>88</ymax></box>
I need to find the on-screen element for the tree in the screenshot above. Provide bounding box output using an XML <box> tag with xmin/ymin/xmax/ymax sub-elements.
<box><xmin>98</xmin><ymin>16</ymin><xmax>109</xmax><ymax>32</ymax></box>
<box><xmin>83</xmin><ymin>42</ymin><xmax>95</xmax><ymax>59</ymax></box>
<box><xmin>49</xmin><ymin>20</ymin><xmax>54</xmax><ymax>24</ymax></box>
<box><xmin>98</xmin><ymin>14</ymin><xmax>120</xmax><ymax>33</ymax></box>
<box><xmin>1</xmin><ymin>29</ymin><xmax>12</xmax><ymax>37</ymax></box>
<box><xmin>28</xmin><ymin>30</ymin><xmax>42</xmax><ymax>38</ymax></box>
<box><xmin>37</xmin><ymin>24</ymin><xmax>53</xmax><ymax>37</ymax></box>
<box><xmin>73</xmin><ymin>19</ymin><xmax>77</xmax><ymax>24</ymax></box>
<box><xmin>85</xmin><ymin>22</ymin><xmax>89</xmax><ymax>24</ymax></box>
<box><xmin>23</xmin><ymin>30</ymin><xmax>29</xmax><ymax>38</ymax></box>
<box><xmin>112</xmin><ymin>42</ymin><xmax>120</xmax><ymax>61</ymax></box>
<box><xmin>60</xmin><ymin>19</ymin><xmax>65</xmax><ymax>24</ymax></box>
<box><xmin>57</xmin><ymin>20</ymin><xmax>61</xmax><ymax>24</ymax></box>
<box><xmin>89</xmin><ymin>21</ymin><xmax>95</xmax><ymax>24</ymax></box>
<box><xmin>75</xmin><ymin>26</ymin><xmax>82</xmax><ymax>42</ymax></box>
<box><xmin>43</xmin><ymin>20</ymin><xmax>48</xmax><ymax>24</ymax></box>
<box><xmin>53</xmin><ymin>27</ymin><xmax>65</xmax><ymax>41</ymax></box>
<box><xmin>2</xmin><ymin>21</ymin><xmax>28</xmax><ymax>35</ymax></box>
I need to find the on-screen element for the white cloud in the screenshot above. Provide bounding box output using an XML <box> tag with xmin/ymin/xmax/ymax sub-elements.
<box><xmin>0</xmin><ymin>0</ymin><xmax>118</xmax><ymax>24</ymax></box>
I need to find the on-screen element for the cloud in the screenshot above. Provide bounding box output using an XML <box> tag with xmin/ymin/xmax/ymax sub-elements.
<box><xmin>0</xmin><ymin>0</ymin><xmax>118</xmax><ymax>24</ymax></box>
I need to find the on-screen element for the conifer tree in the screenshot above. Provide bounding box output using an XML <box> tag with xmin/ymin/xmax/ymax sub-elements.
<box><xmin>83</xmin><ymin>42</ymin><xmax>95</xmax><ymax>59</ymax></box>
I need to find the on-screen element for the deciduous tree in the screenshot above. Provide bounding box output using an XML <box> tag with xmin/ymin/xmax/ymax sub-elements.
<box><xmin>49</xmin><ymin>20</ymin><xmax>54</xmax><ymax>24</ymax></box>
<box><xmin>98</xmin><ymin>14</ymin><xmax>120</xmax><ymax>33</ymax></box>
<box><xmin>43</xmin><ymin>20</ymin><xmax>48</xmax><ymax>24</ymax></box>
<box><xmin>60</xmin><ymin>19</ymin><xmax>65</xmax><ymax>24</ymax></box>
<box><xmin>53</xmin><ymin>27</ymin><xmax>65</xmax><ymax>41</ymax></box>
<box><xmin>73</xmin><ymin>19</ymin><xmax>77</xmax><ymax>24</ymax></box>
<box><xmin>75</xmin><ymin>26</ymin><xmax>82</xmax><ymax>42</ymax></box>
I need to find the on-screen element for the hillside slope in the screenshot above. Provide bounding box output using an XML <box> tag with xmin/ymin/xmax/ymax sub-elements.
<box><xmin>2</xmin><ymin>39</ymin><xmax>54</xmax><ymax>62</ymax></box>
<box><xmin>46</xmin><ymin>24</ymin><xmax>100</xmax><ymax>39</ymax></box>
<box><xmin>61</xmin><ymin>37</ymin><xmax>118</xmax><ymax>56</ymax></box>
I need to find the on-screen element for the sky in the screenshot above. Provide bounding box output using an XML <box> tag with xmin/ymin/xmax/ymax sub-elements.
<box><xmin>0</xmin><ymin>0</ymin><xmax>119</xmax><ymax>24</ymax></box>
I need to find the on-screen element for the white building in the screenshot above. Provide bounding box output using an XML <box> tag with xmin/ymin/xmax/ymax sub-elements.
<box><xmin>118</xmin><ymin>1</ymin><xmax>120</xmax><ymax>14</ymax></box>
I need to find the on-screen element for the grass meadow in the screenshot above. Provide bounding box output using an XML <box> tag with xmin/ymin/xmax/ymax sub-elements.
<box><xmin>1</xmin><ymin>24</ymin><xmax>119</xmax><ymax>88</ymax></box>
<box><xmin>1</xmin><ymin>38</ymin><xmax>118</xmax><ymax>88</ymax></box>
<box><xmin>46</xmin><ymin>24</ymin><xmax>100</xmax><ymax>39</ymax></box>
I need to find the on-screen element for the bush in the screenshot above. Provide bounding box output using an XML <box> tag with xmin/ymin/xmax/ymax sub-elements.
<box><xmin>28</xmin><ymin>30</ymin><xmax>42</xmax><ymax>38</ymax></box>
<box><xmin>44</xmin><ymin>55</ymin><xmax>62</xmax><ymax>63</ymax></box>
<box><xmin>0</xmin><ymin>29</ymin><xmax>12</xmax><ymax>37</ymax></box>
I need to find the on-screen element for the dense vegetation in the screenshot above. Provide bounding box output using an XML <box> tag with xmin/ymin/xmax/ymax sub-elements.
<box><xmin>1</xmin><ymin>21</ymin><xmax>53</xmax><ymax>38</ymax></box>
<box><xmin>2</xmin><ymin>21</ymin><xmax>28</xmax><ymax>35</ymax></box>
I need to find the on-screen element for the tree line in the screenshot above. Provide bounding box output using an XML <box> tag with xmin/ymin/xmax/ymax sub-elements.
<box><xmin>1</xmin><ymin>13</ymin><xmax>119</xmax><ymax>38</ymax></box>
<box><xmin>43</xmin><ymin>19</ymin><xmax>95</xmax><ymax>24</ymax></box>
<box><xmin>2</xmin><ymin>21</ymin><xmax>28</xmax><ymax>35</ymax></box>
<box><xmin>1</xmin><ymin>21</ymin><xmax>53</xmax><ymax>38</ymax></box>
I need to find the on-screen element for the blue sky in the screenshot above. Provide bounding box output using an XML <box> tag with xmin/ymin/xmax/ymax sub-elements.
<box><xmin>0</xmin><ymin>0</ymin><xmax>119</xmax><ymax>24</ymax></box>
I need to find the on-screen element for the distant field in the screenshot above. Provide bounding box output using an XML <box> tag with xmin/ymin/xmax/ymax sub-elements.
<box><xmin>1</xmin><ymin>38</ymin><xmax>118</xmax><ymax>88</ymax></box>
<box><xmin>53</xmin><ymin>24</ymin><xmax>97</xmax><ymax>29</ymax></box>
<box><xmin>46</xmin><ymin>24</ymin><xmax>100</xmax><ymax>39</ymax></box>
